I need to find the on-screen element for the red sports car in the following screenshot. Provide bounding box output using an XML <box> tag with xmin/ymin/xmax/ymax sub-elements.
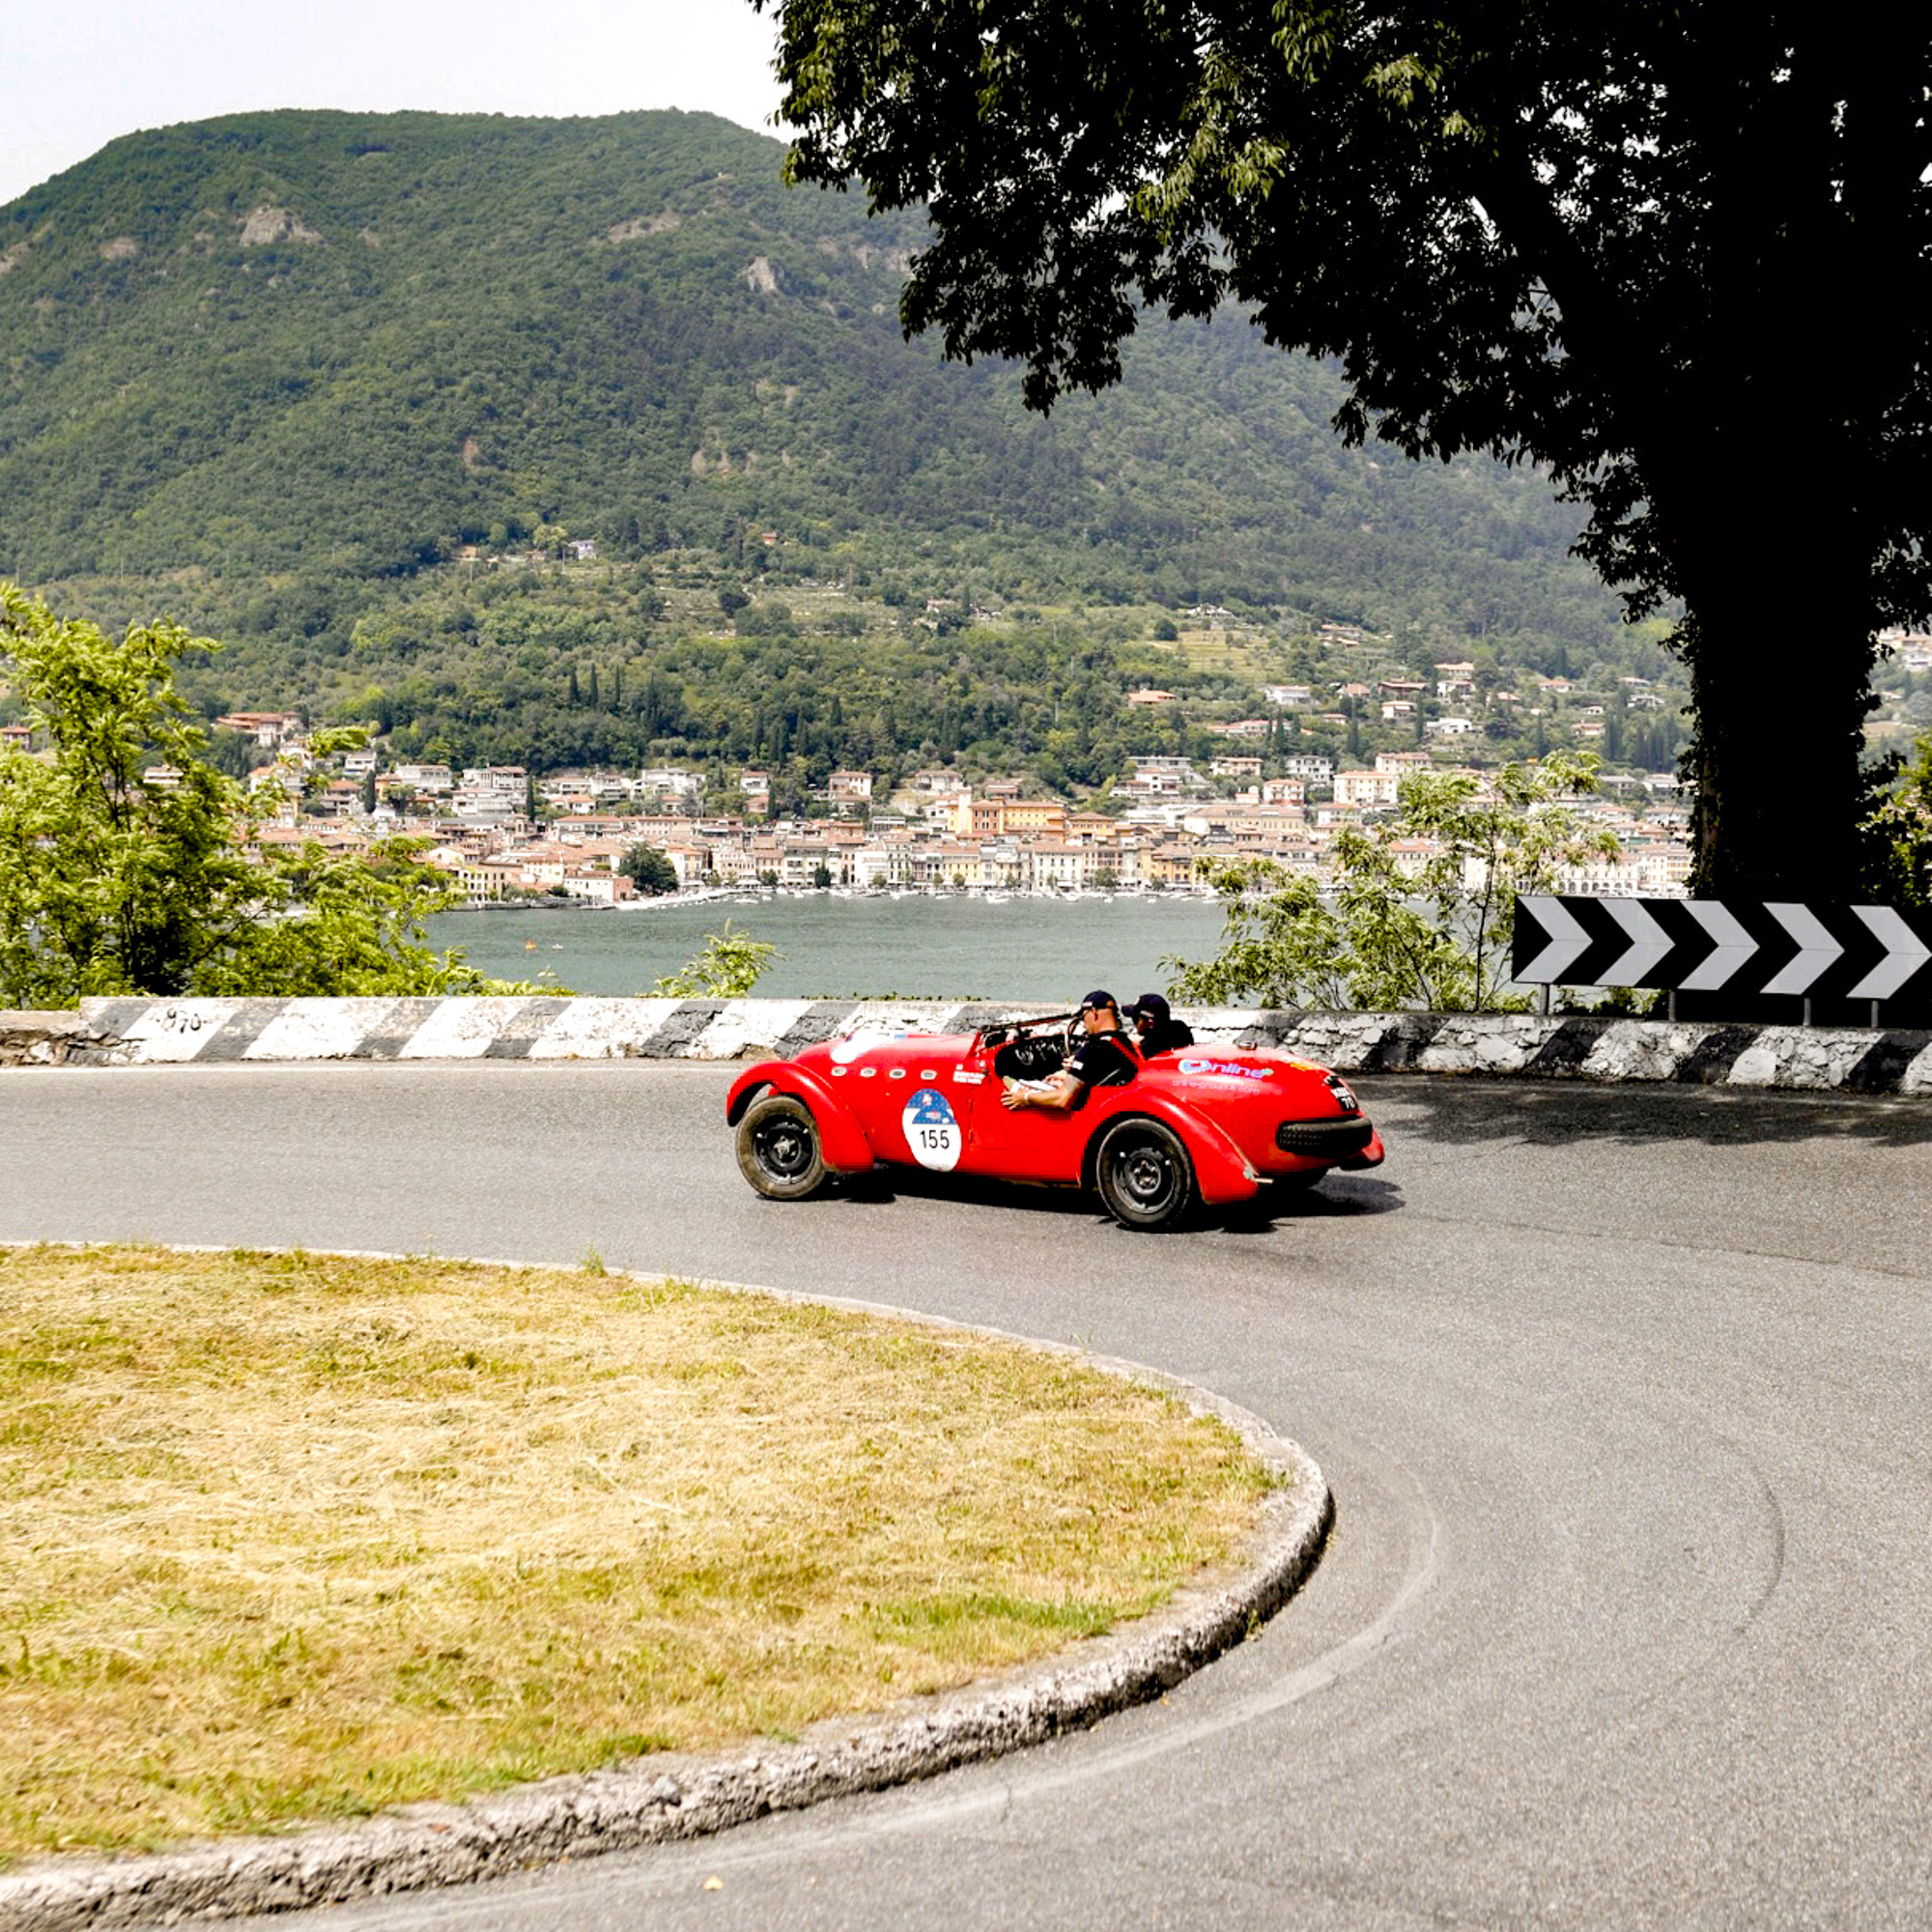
<box><xmin>724</xmin><ymin>1011</ymin><xmax>1385</xmax><ymax>1232</ymax></box>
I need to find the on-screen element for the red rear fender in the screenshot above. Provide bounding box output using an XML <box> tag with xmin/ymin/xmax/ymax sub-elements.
<box><xmin>724</xmin><ymin>1062</ymin><xmax>876</xmax><ymax>1176</ymax></box>
<box><xmin>1084</xmin><ymin>1095</ymin><xmax>1260</xmax><ymax>1208</ymax></box>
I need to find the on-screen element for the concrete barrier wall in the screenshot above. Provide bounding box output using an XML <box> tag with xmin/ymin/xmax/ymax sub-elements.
<box><xmin>4</xmin><ymin>999</ymin><xmax>1929</xmax><ymax>1094</ymax></box>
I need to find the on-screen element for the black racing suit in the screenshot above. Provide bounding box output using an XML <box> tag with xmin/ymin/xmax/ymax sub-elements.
<box><xmin>1065</xmin><ymin>1031</ymin><xmax>1139</xmax><ymax>1095</ymax></box>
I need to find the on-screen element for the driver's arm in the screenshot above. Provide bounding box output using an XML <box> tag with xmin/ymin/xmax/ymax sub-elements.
<box><xmin>1002</xmin><ymin>1068</ymin><xmax>1081</xmax><ymax>1112</ymax></box>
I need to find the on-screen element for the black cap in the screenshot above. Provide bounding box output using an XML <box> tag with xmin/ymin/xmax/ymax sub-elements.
<box><xmin>1079</xmin><ymin>989</ymin><xmax>1118</xmax><ymax>1012</ymax></box>
<box><xmin>1123</xmin><ymin>992</ymin><xmax>1170</xmax><ymax>1023</ymax></box>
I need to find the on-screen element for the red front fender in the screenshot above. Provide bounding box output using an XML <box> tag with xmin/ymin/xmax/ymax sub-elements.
<box><xmin>725</xmin><ymin>1061</ymin><xmax>877</xmax><ymax>1176</ymax></box>
<box><xmin>1083</xmin><ymin>1094</ymin><xmax>1261</xmax><ymax>1208</ymax></box>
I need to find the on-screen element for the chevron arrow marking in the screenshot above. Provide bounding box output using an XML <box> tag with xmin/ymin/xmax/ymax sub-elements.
<box><xmin>1847</xmin><ymin>905</ymin><xmax>1932</xmax><ymax>1000</ymax></box>
<box><xmin>1598</xmin><ymin>898</ymin><xmax>1672</xmax><ymax>985</ymax></box>
<box><xmin>1676</xmin><ymin>901</ymin><xmax>1758</xmax><ymax>991</ymax></box>
<box><xmin>1761</xmin><ymin>902</ymin><xmax>1845</xmax><ymax>995</ymax></box>
<box><xmin>1516</xmin><ymin>895</ymin><xmax>1591</xmax><ymax>982</ymax></box>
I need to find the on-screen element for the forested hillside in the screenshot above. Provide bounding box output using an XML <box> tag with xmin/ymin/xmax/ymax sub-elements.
<box><xmin>1</xmin><ymin>109</ymin><xmax>1621</xmax><ymax>612</ymax></box>
<box><xmin>0</xmin><ymin>108</ymin><xmax>1671</xmax><ymax>779</ymax></box>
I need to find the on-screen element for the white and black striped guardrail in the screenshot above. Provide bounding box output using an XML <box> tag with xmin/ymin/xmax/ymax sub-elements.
<box><xmin>1514</xmin><ymin>895</ymin><xmax>1932</xmax><ymax>1021</ymax></box>
<box><xmin>6</xmin><ymin>998</ymin><xmax>1932</xmax><ymax>1094</ymax></box>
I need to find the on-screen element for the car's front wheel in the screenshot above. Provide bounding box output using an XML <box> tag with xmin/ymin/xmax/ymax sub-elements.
<box><xmin>1094</xmin><ymin>1120</ymin><xmax>1196</xmax><ymax>1232</ymax></box>
<box><xmin>736</xmin><ymin>1094</ymin><xmax>829</xmax><ymax>1201</ymax></box>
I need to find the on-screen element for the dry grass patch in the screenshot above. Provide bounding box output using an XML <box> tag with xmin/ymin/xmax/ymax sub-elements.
<box><xmin>0</xmin><ymin>1245</ymin><xmax>1271</xmax><ymax>1860</ymax></box>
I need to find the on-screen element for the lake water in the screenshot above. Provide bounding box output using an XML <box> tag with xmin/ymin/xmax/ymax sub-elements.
<box><xmin>425</xmin><ymin>895</ymin><xmax>1232</xmax><ymax>1002</ymax></box>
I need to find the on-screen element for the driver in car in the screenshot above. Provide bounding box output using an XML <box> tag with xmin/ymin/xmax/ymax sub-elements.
<box><xmin>1001</xmin><ymin>989</ymin><xmax>1139</xmax><ymax>1113</ymax></box>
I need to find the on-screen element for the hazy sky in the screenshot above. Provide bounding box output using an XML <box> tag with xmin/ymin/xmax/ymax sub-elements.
<box><xmin>0</xmin><ymin>0</ymin><xmax>789</xmax><ymax>206</ymax></box>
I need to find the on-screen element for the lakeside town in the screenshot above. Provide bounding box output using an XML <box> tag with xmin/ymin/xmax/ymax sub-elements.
<box><xmin>16</xmin><ymin>621</ymin><xmax>1927</xmax><ymax>912</ymax></box>
<box><xmin>125</xmin><ymin>702</ymin><xmax>1699</xmax><ymax>907</ymax></box>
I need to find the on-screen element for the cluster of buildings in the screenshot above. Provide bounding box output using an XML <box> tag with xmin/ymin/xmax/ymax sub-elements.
<box><xmin>22</xmin><ymin>622</ymin><xmax>1932</xmax><ymax>911</ymax></box>
<box><xmin>222</xmin><ymin>732</ymin><xmax>1695</xmax><ymax>903</ymax></box>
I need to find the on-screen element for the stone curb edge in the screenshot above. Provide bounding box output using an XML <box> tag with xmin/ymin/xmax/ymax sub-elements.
<box><xmin>6</xmin><ymin>999</ymin><xmax>1932</xmax><ymax>1094</ymax></box>
<box><xmin>0</xmin><ymin>1257</ymin><xmax>1333</xmax><ymax>1932</ymax></box>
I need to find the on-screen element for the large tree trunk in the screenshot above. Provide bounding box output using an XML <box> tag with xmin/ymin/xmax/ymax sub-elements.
<box><xmin>1679</xmin><ymin>585</ymin><xmax>1875</xmax><ymax>901</ymax></box>
<box><xmin>1648</xmin><ymin>420</ymin><xmax>1880</xmax><ymax>900</ymax></box>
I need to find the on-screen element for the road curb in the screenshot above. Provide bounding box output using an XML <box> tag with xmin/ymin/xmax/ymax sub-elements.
<box><xmin>7</xmin><ymin>998</ymin><xmax>1932</xmax><ymax>1094</ymax></box>
<box><xmin>0</xmin><ymin>1267</ymin><xmax>1331</xmax><ymax>1931</ymax></box>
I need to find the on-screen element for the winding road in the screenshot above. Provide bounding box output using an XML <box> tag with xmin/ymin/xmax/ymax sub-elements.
<box><xmin>3</xmin><ymin>1064</ymin><xmax>1928</xmax><ymax>1929</ymax></box>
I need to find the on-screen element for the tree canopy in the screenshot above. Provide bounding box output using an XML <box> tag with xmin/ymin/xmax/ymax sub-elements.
<box><xmin>0</xmin><ymin>584</ymin><xmax>500</xmax><ymax>1004</ymax></box>
<box><xmin>620</xmin><ymin>842</ymin><xmax>680</xmax><ymax>895</ymax></box>
<box><xmin>0</xmin><ymin>107</ymin><xmax>1618</xmax><ymax>659</ymax></box>
<box><xmin>764</xmin><ymin>1</ymin><xmax>1932</xmax><ymax>895</ymax></box>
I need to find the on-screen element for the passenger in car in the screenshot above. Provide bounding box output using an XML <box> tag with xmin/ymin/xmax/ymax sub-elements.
<box><xmin>1000</xmin><ymin>989</ymin><xmax>1139</xmax><ymax>1113</ymax></box>
<box><xmin>1124</xmin><ymin>991</ymin><xmax>1195</xmax><ymax>1058</ymax></box>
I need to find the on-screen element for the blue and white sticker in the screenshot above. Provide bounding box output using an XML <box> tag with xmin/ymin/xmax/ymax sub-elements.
<box><xmin>902</xmin><ymin>1087</ymin><xmax>962</xmax><ymax>1172</ymax></box>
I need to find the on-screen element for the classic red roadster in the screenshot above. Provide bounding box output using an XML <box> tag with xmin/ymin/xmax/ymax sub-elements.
<box><xmin>724</xmin><ymin>1011</ymin><xmax>1385</xmax><ymax>1232</ymax></box>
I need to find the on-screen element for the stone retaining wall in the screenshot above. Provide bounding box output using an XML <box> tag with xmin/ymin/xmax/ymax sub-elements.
<box><xmin>4</xmin><ymin>999</ymin><xmax>1928</xmax><ymax>1094</ymax></box>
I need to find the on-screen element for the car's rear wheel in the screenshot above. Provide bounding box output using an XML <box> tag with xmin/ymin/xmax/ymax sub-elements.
<box><xmin>1094</xmin><ymin>1120</ymin><xmax>1196</xmax><ymax>1232</ymax></box>
<box><xmin>736</xmin><ymin>1094</ymin><xmax>828</xmax><ymax>1201</ymax></box>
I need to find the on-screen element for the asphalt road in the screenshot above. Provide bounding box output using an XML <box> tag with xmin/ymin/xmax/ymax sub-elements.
<box><xmin>2</xmin><ymin>1064</ymin><xmax>1928</xmax><ymax>1930</ymax></box>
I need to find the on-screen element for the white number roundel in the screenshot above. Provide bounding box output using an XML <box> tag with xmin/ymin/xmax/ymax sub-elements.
<box><xmin>902</xmin><ymin>1088</ymin><xmax>961</xmax><ymax>1172</ymax></box>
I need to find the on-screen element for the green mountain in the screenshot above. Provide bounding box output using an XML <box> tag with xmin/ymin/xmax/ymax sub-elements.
<box><xmin>0</xmin><ymin>108</ymin><xmax>1620</xmax><ymax>644</ymax></box>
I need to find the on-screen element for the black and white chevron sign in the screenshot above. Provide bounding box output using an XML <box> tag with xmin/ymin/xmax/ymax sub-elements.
<box><xmin>1513</xmin><ymin>896</ymin><xmax>1932</xmax><ymax>1001</ymax></box>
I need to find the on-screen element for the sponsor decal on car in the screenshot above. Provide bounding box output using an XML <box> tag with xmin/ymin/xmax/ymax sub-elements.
<box><xmin>903</xmin><ymin>1088</ymin><xmax>962</xmax><ymax>1172</ymax></box>
<box><xmin>1178</xmin><ymin>1058</ymin><xmax>1272</xmax><ymax>1082</ymax></box>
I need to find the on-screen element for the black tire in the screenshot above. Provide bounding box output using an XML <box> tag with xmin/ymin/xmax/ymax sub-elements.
<box><xmin>1094</xmin><ymin>1120</ymin><xmax>1196</xmax><ymax>1232</ymax></box>
<box><xmin>736</xmin><ymin>1094</ymin><xmax>829</xmax><ymax>1202</ymax></box>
